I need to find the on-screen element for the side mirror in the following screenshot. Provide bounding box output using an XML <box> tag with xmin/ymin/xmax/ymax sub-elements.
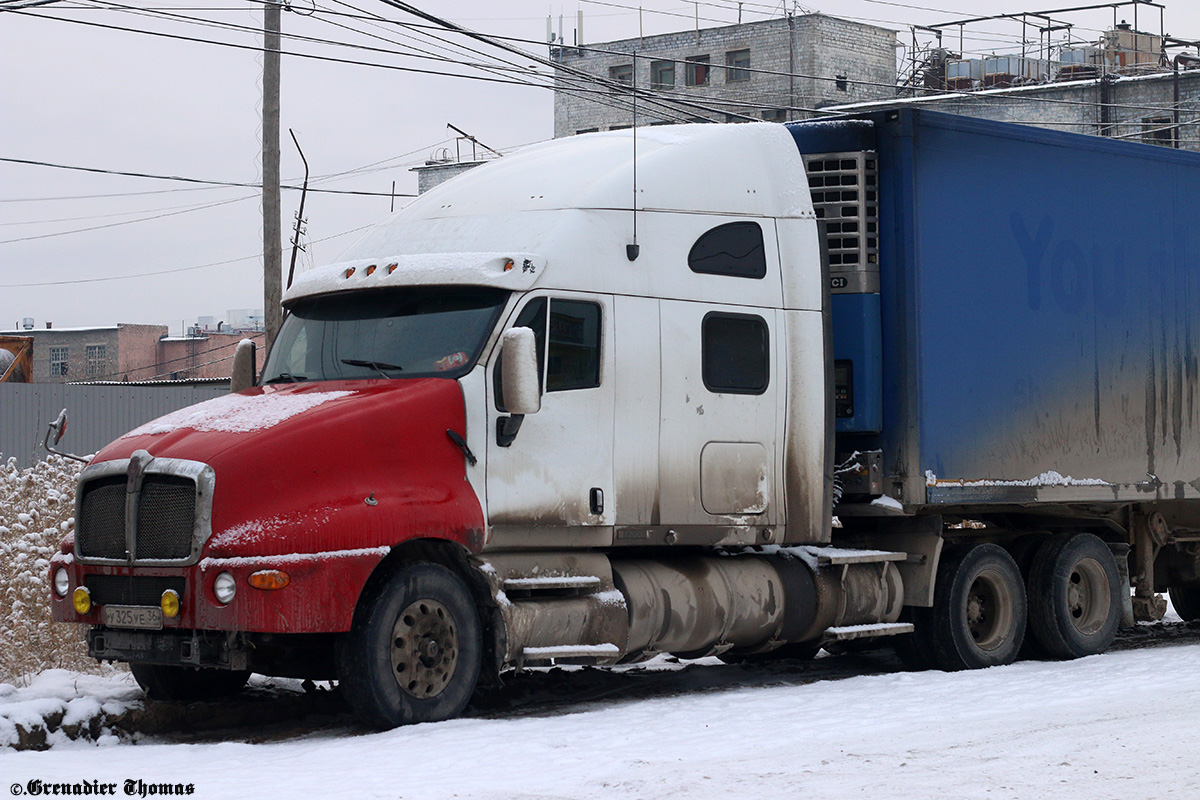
<box><xmin>43</xmin><ymin>408</ymin><xmax>88</xmax><ymax>464</ymax></box>
<box><xmin>500</xmin><ymin>327</ymin><xmax>541</xmax><ymax>415</ymax></box>
<box><xmin>230</xmin><ymin>339</ymin><xmax>257</xmax><ymax>393</ymax></box>
<box><xmin>497</xmin><ymin>328</ymin><xmax>540</xmax><ymax>447</ymax></box>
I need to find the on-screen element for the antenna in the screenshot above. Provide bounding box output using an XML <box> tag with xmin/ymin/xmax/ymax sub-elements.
<box><xmin>627</xmin><ymin>50</ymin><xmax>640</xmax><ymax>262</ymax></box>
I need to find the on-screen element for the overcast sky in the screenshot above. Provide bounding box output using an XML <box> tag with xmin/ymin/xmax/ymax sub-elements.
<box><xmin>3</xmin><ymin>0</ymin><xmax>1198</xmax><ymax>332</ymax></box>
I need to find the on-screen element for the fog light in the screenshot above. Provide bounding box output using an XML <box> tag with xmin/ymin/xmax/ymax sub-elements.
<box><xmin>54</xmin><ymin>568</ymin><xmax>70</xmax><ymax>597</ymax></box>
<box><xmin>214</xmin><ymin>572</ymin><xmax>236</xmax><ymax>605</ymax></box>
<box><xmin>248</xmin><ymin>570</ymin><xmax>290</xmax><ymax>591</ymax></box>
<box><xmin>72</xmin><ymin>586</ymin><xmax>91</xmax><ymax>615</ymax></box>
<box><xmin>160</xmin><ymin>589</ymin><xmax>180</xmax><ymax>618</ymax></box>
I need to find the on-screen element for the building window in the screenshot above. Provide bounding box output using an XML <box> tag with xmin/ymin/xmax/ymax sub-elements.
<box><xmin>1142</xmin><ymin>116</ymin><xmax>1174</xmax><ymax>146</ymax></box>
<box><xmin>762</xmin><ymin>109</ymin><xmax>788</xmax><ymax>122</ymax></box>
<box><xmin>50</xmin><ymin>346</ymin><xmax>68</xmax><ymax>377</ymax></box>
<box><xmin>86</xmin><ymin>344</ymin><xmax>107</xmax><ymax>377</ymax></box>
<box><xmin>702</xmin><ymin>313</ymin><xmax>769</xmax><ymax>395</ymax></box>
<box><xmin>609</xmin><ymin>63</ymin><xmax>633</xmax><ymax>85</ymax></box>
<box><xmin>576</xmin><ymin>128</ymin><xmax>599</xmax><ymax>135</ymax></box>
<box><xmin>686</xmin><ymin>55</ymin><xmax>710</xmax><ymax>86</ymax></box>
<box><xmin>726</xmin><ymin>49</ymin><xmax>751</xmax><ymax>82</ymax></box>
<box><xmin>688</xmin><ymin>222</ymin><xmax>767</xmax><ymax>279</ymax></box>
<box><xmin>836</xmin><ymin>74</ymin><xmax>849</xmax><ymax>91</ymax></box>
<box><xmin>650</xmin><ymin>60</ymin><xmax>675</xmax><ymax>89</ymax></box>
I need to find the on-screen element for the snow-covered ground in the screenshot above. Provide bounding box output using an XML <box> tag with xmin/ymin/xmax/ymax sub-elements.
<box><xmin>5</xmin><ymin>637</ymin><xmax>1200</xmax><ymax>799</ymax></box>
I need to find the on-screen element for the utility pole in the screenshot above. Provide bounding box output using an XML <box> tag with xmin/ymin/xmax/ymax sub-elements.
<box><xmin>263</xmin><ymin>1</ymin><xmax>283</xmax><ymax>346</ymax></box>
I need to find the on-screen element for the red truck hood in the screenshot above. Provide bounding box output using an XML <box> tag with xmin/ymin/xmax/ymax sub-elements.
<box><xmin>90</xmin><ymin>379</ymin><xmax>484</xmax><ymax>557</ymax></box>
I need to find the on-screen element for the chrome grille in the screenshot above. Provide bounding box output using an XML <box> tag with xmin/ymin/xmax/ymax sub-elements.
<box><xmin>77</xmin><ymin>478</ymin><xmax>127</xmax><ymax>560</ymax></box>
<box><xmin>136</xmin><ymin>477</ymin><xmax>196</xmax><ymax>560</ymax></box>
<box><xmin>86</xmin><ymin>575</ymin><xmax>186</xmax><ymax>606</ymax></box>
<box><xmin>76</xmin><ymin>471</ymin><xmax>200</xmax><ymax>562</ymax></box>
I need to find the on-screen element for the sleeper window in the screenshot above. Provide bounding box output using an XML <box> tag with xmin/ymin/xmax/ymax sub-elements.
<box><xmin>702</xmin><ymin>313</ymin><xmax>769</xmax><ymax>394</ymax></box>
<box><xmin>688</xmin><ymin>222</ymin><xmax>767</xmax><ymax>279</ymax></box>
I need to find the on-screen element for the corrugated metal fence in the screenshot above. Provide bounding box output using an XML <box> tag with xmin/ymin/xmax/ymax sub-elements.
<box><xmin>0</xmin><ymin>384</ymin><xmax>228</xmax><ymax>468</ymax></box>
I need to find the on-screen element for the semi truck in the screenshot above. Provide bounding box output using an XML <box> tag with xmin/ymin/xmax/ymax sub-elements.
<box><xmin>49</xmin><ymin>108</ymin><xmax>1200</xmax><ymax>727</ymax></box>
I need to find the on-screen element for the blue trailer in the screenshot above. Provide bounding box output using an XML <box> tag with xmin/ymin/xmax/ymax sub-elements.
<box><xmin>788</xmin><ymin>108</ymin><xmax>1200</xmax><ymax>658</ymax></box>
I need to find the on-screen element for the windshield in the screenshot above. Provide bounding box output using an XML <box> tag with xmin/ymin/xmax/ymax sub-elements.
<box><xmin>261</xmin><ymin>286</ymin><xmax>509</xmax><ymax>383</ymax></box>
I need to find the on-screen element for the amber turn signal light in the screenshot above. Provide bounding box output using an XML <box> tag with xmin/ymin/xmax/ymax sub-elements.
<box><xmin>248</xmin><ymin>570</ymin><xmax>291</xmax><ymax>591</ymax></box>
<box><xmin>160</xmin><ymin>589</ymin><xmax>181</xmax><ymax>618</ymax></box>
<box><xmin>72</xmin><ymin>587</ymin><xmax>91</xmax><ymax>615</ymax></box>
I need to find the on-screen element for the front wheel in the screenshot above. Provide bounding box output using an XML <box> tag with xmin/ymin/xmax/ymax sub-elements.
<box><xmin>131</xmin><ymin>664</ymin><xmax>250</xmax><ymax>702</ymax></box>
<box><xmin>338</xmin><ymin>563</ymin><xmax>482</xmax><ymax>729</ymax></box>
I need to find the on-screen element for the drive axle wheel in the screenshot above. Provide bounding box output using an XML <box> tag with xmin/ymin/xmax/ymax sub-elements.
<box><xmin>339</xmin><ymin>563</ymin><xmax>481</xmax><ymax>729</ymax></box>
<box><xmin>1027</xmin><ymin>533</ymin><xmax>1121</xmax><ymax>660</ymax></box>
<box><xmin>929</xmin><ymin>543</ymin><xmax>1026</xmax><ymax>671</ymax></box>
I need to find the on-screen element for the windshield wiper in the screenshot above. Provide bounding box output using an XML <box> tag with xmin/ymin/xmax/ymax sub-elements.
<box><xmin>264</xmin><ymin>372</ymin><xmax>308</xmax><ymax>384</ymax></box>
<box><xmin>341</xmin><ymin>358</ymin><xmax>404</xmax><ymax>378</ymax></box>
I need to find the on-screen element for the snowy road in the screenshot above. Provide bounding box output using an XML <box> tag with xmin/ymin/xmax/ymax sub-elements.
<box><xmin>6</xmin><ymin>634</ymin><xmax>1200</xmax><ymax>800</ymax></box>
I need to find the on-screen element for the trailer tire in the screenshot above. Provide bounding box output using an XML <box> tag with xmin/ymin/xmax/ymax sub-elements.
<box><xmin>338</xmin><ymin>563</ymin><xmax>482</xmax><ymax>729</ymax></box>
<box><xmin>130</xmin><ymin>664</ymin><xmax>250</xmax><ymax>702</ymax></box>
<box><xmin>928</xmin><ymin>543</ymin><xmax>1026</xmax><ymax>671</ymax></box>
<box><xmin>1168</xmin><ymin>585</ymin><xmax>1200</xmax><ymax>622</ymax></box>
<box><xmin>1027</xmin><ymin>533</ymin><xmax>1121</xmax><ymax>659</ymax></box>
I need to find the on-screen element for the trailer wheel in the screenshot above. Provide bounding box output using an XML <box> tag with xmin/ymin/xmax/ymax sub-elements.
<box><xmin>130</xmin><ymin>664</ymin><xmax>250</xmax><ymax>702</ymax></box>
<box><xmin>928</xmin><ymin>543</ymin><xmax>1026</xmax><ymax>671</ymax></box>
<box><xmin>1027</xmin><ymin>533</ymin><xmax>1121</xmax><ymax>659</ymax></box>
<box><xmin>338</xmin><ymin>563</ymin><xmax>482</xmax><ymax>728</ymax></box>
<box><xmin>1005</xmin><ymin>534</ymin><xmax>1051</xmax><ymax>660</ymax></box>
<box><xmin>1168</xmin><ymin>586</ymin><xmax>1200</xmax><ymax>622</ymax></box>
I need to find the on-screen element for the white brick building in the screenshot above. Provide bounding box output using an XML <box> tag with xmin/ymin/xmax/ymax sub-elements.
<box><xmin>552</xmin><ymin>15</ymin><xmax>898</xmax><ymax>138</ymax></box>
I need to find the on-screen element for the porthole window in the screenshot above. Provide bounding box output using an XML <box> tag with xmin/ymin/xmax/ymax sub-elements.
<box><xmin>688</xmin><ymin>221</ymin><xmax>766</xmax><ymax>279</ymax></box>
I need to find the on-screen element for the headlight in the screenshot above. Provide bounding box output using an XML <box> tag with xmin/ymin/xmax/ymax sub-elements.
<box><xmin>54</xmin><ymin>568</ymin><xmax>70</xmax><ymax>597</ymax></box>
<box><xmin>214</xmin><ymin>572</ymin><xmax>237</xmax><ymax>605</ymax></box>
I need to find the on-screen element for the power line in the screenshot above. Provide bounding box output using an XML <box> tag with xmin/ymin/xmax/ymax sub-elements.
<box><xmin>0</xmin><ymin>156</ymin><xmax>414</xmax><ymax>197</ymax></box>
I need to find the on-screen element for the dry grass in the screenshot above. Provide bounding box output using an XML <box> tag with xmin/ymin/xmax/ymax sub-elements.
<box><xmin>0</xmin><ymin>455</ymin><xmax>102</xmax><ymax>684</ymax></box>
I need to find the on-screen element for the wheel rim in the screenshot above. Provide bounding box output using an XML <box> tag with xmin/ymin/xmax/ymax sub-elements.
<box><xmin>390</xmin><ymin>598</ymin><xmax>459</xmax><ymax>699</ymax></box>
<box><xmin>1065</xmin><ymin>557</ymin><xmax>1110</xmax><ymax>636</ymax></box>
<box><xmin>966</xmin><ymin>569</ymin><xmax>1015</xmax><ymax>652</ymax></box>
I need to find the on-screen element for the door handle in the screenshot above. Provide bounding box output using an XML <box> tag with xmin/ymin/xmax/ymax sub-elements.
<box><xmin>589</xmin><ymin>487</ymin><xmax>604</xmax><ymax>515</ymax></box>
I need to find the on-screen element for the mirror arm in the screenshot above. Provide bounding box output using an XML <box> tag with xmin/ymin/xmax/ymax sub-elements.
<box><xmin>496</xmin><ymin>414</ymin><xmax>524</xmax><ymax>447</ymax></box>
<box><xmin>42</xmin><ymin>420</ymin><xmax>89</xmax><ymax>464</ymax></box>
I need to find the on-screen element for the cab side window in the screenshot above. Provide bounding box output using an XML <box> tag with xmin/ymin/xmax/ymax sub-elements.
<box><xmin>496</xmin><ymin>297</ymin><xmax>601</xmax><ymax>410</ymax></box>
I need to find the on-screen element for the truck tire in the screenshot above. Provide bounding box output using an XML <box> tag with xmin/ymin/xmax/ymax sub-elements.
<box><xmin>1005</xmin><ymin>534</ymin><xmax>1050</xmax><ymax>660</ymax></box>
<box><xmin>338</xmin><ymin>563</ymin><xmax>482</xmax><ymax>729</ymax></box>
<box><xmin>130</xmin><ymin>664</ymin><xmax>250</xmax><ymax>702</ymax></box>
<box><xmin>1168</xmin><ymin>585</ymin><xmax>1200</xmax><ymax>622</ymax></box>
<box><xmin>892</xmin><ymin>606</ymin><xmax>936</xmax><ymax>670</ymax></box>
<box><xmin>1027</xmin><ymin>533</ymin><xmax>1121</xmax><ymax>660</ymax></box>
<box><xmin>928</xmin><ymin>543</ymin><xmax>1026</xmax><ymax>671</ymax></box>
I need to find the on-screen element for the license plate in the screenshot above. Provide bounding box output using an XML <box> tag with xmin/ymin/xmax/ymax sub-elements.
<box><xmin>102</xmin><ymin>605</ymin><xmax>163</xmax><ymax>630</ymax></box>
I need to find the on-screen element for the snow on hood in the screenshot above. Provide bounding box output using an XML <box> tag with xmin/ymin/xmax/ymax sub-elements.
<box><xmin>122</xmin><ymin>389</ymin><xmax>354</xmax><ymax>437</ymax></box>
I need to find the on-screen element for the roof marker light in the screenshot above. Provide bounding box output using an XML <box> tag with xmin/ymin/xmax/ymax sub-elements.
<box><xmin>387</xmin><ymin>263</ymin><xmax>398</xmax><ymax>274</ymax></box>
<box><xmin>503</xmin><ymin>259</ymin><xmax>514</xmax><ymax>272</ymax></box>
<box><xmin>366</xmin><ymin>265</ymin><xmax>377</xmax><ymax>276</ymax></box>
<box><xmin>345</xmin><ymin>267</ymin><xmax>356</xmax><ymax>278</ymax></box>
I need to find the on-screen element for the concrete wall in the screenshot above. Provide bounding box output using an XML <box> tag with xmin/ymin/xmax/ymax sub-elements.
<box><xmin>552</xmin><ymin>14</ymin><xmax>898</xmax><ymax>137</ymax></box>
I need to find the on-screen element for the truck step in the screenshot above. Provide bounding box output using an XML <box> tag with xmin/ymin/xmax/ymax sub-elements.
<box><xmin>521</xmin><ymin>644</ymin><xmax>621</xmax><ymax>662</ymax></box>
<box><xmin>804</xmin><ymin>546</ymin><xmax>908</xmax><ymax>565</ymax></box>
<box><xmin>502</xmin><ymin>575</ymin><xmax>602</xmax><ymax>597</ymax></box>
<box><xmin>826</xmin><ymin>622</ymin><xmax>914</xmax><ymax>640</ymax></box>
